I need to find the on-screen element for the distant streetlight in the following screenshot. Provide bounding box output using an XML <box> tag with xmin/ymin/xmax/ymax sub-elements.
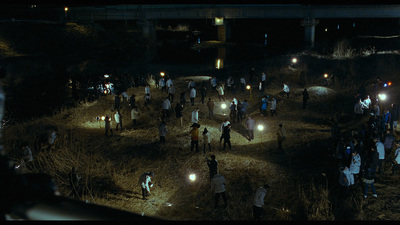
<box><xmin>189</xmin><ymin>173</ymin><xmax>196</xmax><ymax>208</ymax></box>
<box><xmin>258</xmin><ymin>124</ymin><xmax>264</xmax><ymax>150</ymax></box>
<box><xmin>64</xmin><ymin>7</ymin><xmax>68</xmax><ymax>20</ymax></box>
<box><xmin>246</xmin><ymin>85</ymin><xmax>252</xmax><ymax>99</ymax></box>
<box><xmin>378</xmin><ymin>93</ymin><xmax>387</xmax><ymax>101</ymax></box>
<box><xmin>221</xmin><ymin>103</ymin><xmax>227</xmax><ymax>115</ymax></box>
<box><xmin>324</xmin><ymin>73</ymin><xmax>329</xmax><ymax>78</ymax></box>
<box><xmin>292</xmin><ymin>58</ymin><xmax>297</xmax><ymax>64</ymax></box>
<box><xmin>160</xmin><ymin>72</ymin><xmax>165</xmax><ymax>77</ymax></box>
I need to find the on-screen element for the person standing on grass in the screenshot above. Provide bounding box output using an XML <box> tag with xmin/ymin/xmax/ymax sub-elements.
<box><xmin>253</xmin><ymin>184</ymin><xmax>270</xmax><ymax>221</ymax></box>
<box><xmin>349</xmin><ymin>150</ymin><xmax>362</xmax><ymax>184</ymax></box>
<box><xmin>104</xmin><ymin>115</ymin><xmax>113</xmax><ymax>137</ymax></box>
<box><xmin>190</xmin><ymin>87</ymin><xmax>196</xmax><ymax>106</ymax></box>
<box><xmin>302</xmin><ymin>88</ymin><xmax>309</xmax><ymax>109</ymax></box>
<box><xmin>175</xmin><ymin>102</ymin><xmax>183</xmax><ymax>127</ymax></box>
<box><xmin>131</xmin><ymin>106</ymin><xmax>139</xmax><ymax>128</ymax></box>
<box><xmin>363</xmin><ymin>167</ymin><xmax>377</xmax><ymax>198</ymax></box>
<box><xmin>190</xmin><ymin>123</ymin><xmax>200</xmax><ymax>153</ymax></box>
<box><xmin>260</xmin><ymin>97</ymin><xmax>268</xmax><ymax>117</ymax></box>
<box><xmin>114</xmin><ymin>110</ymin><xmax>122</xmax><ymax>131</ymax></box>
<box><xmin>114</xmin><ymin>94</ymin><xmax>121</xmax><ymax>110</ymax></box>
<box><xmin>158</xmin><ymin>119</ymin><xmax>168</xmax><ymax>144</ymax></box>
<box><xmin>206</xmin><ymin>155</ymin><xmax>218</xmax><ymax>181</ymax></box>
<box><xmin>270</xmin><ymin>97</ymin><xmax>277</xmax><ymax>116</ymax></box>
<box><xmin>276</xmin><ymin>124</ymin><xmax>285</xmax><ymax>152</ymax></box>
<box><xmin>207</xmin><ymin>97</ymin><xmax>215</xmax><ymax>120</ymax></box>
<box><xmin>200</xmin><ymin>84</ymin><xmax>207</xmax><ymax>104</ymax></box>
<box><xmin>203</xmin><ymin>127</ymin><xmax>211</xmax><ymax>153</ymax></box>
<box><xmin>138</xmin><ymin>172</ymin><xmax>154</xmax><ymax>200</ymax></box>
<box><xmin>180</xmin><ymin>90</ymin><xmax>186</xmax><ymax>107</ymax></box>
<box><xmin>339</xmin><ymin>165</ymin><xmax>354</xmax><ymax>195</ymax></box>
<box><xmin>222</xmin><ymin>123</ymin><xmax>232</xmax><ymax>150</ymax></box>
<box><xmin>246</xmin><ymin>115</ymin><xmax>255</xmax><ymax>141</ymax></box>
<box><xmin>191</xmin><ymin>108</ymin><xmax>200</xmax><ymax>124</ymax></box>
<box><xmin>129</xmin><ymin>94</ymin><xmax>136</xmax><ymax>108</ymax></box>
<box><xmin>211</xmin><ymin>173</ymin><xmax>228</xmax><ymax>209</ymax></box>
<box><xmin>374</xmin><ymin>137</ymin><xmax>385</xmax><ymax>174</ymax></box>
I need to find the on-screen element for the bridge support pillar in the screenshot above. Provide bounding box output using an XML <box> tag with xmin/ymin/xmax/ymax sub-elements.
<box><xmin>301</xmin><ymin>18</ymin><xmax>318</xmax><ymax>48</ymax></box>
<box><xmin>217</xmin><ymin>19</ymin><xmax>231</xmax><ymax>43</ymax></box>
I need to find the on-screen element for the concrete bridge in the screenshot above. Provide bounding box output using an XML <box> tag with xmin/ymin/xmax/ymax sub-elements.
<box><xmin>67</xmin><ymin>4</ymin><xmax>400</xmax><ymax>47</ymax></box>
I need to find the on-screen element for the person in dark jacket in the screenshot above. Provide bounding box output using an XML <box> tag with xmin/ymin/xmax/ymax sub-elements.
<box><xmin>222</xmin><ymin>124</ymin><xmax>232</xmax><ymax>150</ymax></box>
<box><xmin>363</xmin><ymin>167</ymin><xmax>377</xmax><ymax>198</ymax></box>
<box><xmin>390</xmin><ymin>103</ymin><xmax>399</xmax><ymax>132</ymax></box>
<box><xmin>302</xmin><ymin>88</ymin><xmax>309</xmax><ymax>109</ymax></box>
<box><xmin>206</xmin><ymin>155</ymin><xmax>218</xmax><ymax>181</ymax></box>
<box><xmin>367</xmin><ymin>145</ymin><xmax>380</xmax><ymax>172</ymax></box>
<box><xmin>175</xmin><ymin>103</ymin><xmax>183</xmax><ymax>126</ymax></box>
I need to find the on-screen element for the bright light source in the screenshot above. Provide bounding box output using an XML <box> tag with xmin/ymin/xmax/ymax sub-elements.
<box><xmin>64</xmin><ymin>7</ymin><xmax>68</xmax><ymax>12</ymax></box>
<box><xmin>160</xmin><ymin>72</ymin><xmax>165</xmax><ymax>77</ymax></box>
<box><xmin>258</xmin><ymin>125</ymin><xmax>264</xmax><ymax>131</ymax></box>
<box><xmin>214</xmin><ymin>17</ymin><xmax>224</xmax><ymax>26</ymax></box>
<box><xmin>378</xmin><ymin>93</ymin><xmax>387</xmax><ymax>101</ymax></box>
<box><xmin>324</xmin><ymin>73</ymin><xmax>329</xmax><ymax>78</ymax></box>
<box><xmin>388</xmin><ymin>82</ymin><xmax>392</xmax><ymax>86</ymax></box>
<box><xmin>325</xmin><ymin>28</ymin><xmax>328</xmax><ymax>32</ymax></box>
<box><xmin>246</xmin><ymin>85</ymin><xmax>251</xmax><ymax>90</ymax></box>
<box><xmin>101</xmin><ymin>116</ymin><xmax>105</xmax><ymax>121</ymax></box>
<box><xmin>292</xmin><ymin>58</ymin><xmax>297</xmax><ymax>63</ymax></box>
<box><xmin>221</xmin><ymin>103</ymin><xmax>226</xmax><ymax>109</ymax></box>
<box><xmin>216</xmin><ymin>59</ymin><xmax>223</xmax><ymax>69</ymax></box>
<box><xmin>189</xmin><ymin>174</ymin><xmax>196</xmax><ymax>181</ymax></box>
<box><xmin>104</xmin><ymin>74</ymin><xmax>109</xmax><ymax>78</ymax></box>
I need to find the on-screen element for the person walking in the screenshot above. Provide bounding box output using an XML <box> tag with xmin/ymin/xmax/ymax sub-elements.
<box><xmin>390</xmin><ymin>103</ymin><xmax>399</xmax><ymax>132</ymax></box>
<box><xmin>104</xmin><ymin>115</ymin><xmax>113</xmax><ymax>137</ymax></box>
<box><xmin>175</xmin><ymin>103</ymin><xmax>183</xmax><ymax>127</ymax></box>
<box><xmin>138</xmin><ymin>172</ymin><xmax>154</xmax><ymax>200</ymax></box>
<box><xmin>240</xmin><ymin>77</ymin><xmax>246</xmax><ymax>93</ymax></box>
<box><xmin>131</xmin><ymin>106</ymin><xmax>139</xmax><ymax>129</ymax></box>
<box><xmin>158</xmin><ymin>119</ymin><xmax>168</xmax><ymax>144</ymax></box>
<box><xmin>261</xmin><ymin>72</ymin><xmax>267</xmax><ymax>92</ymax></box>
<box><xmin>168</xmin><ymin>84</ymin><xmax>176</xmax><ymax>103</ymax></box>
<box><xmin>354</xmin><ymin>99</ymin><xmax>365</xmax><ymax>121</ymax></box>
<box><xmin>114</xmin><ymin>110</ymin><xmax>122</xmax><ymax>131</ymax></box>
<box><xmin>162</xmin><ymin>97</ymin><xmax>172</xmax><ymax>118</ymax></box>
<box><xmin>191</xmin><ymin>108</ymin><xmax>200</xmax><ymax>124</ymax></box>
<box><xmin>206</xmin><ymin>155</ymin><xmax>218</xmax><ymax>181</ymax></box>
<box><xmin>283</xmin><ymin>83</ymin><xmax>290</xmax><ymax>99</ymax></box>
<box><xmin>222</xmin><ymin>123</ymin><xmax>232</xmax><ymax>150</ymax></box>
<box><xmin>363</xmin><ymin>167</ymin><xmax>378</xmax><ymax>198</ymax></box>
<box><xmin>253</xmin><ymin>184</ymin><xmax>270</xmax><ymax>221</ymax></box>
<box><xmin>203</xmin><ymin>127</ymin><xmax>211</xmax><ymax>153</ymax></box>
<box><xmin>190</xmin><ymin>123</ymin><xmax>200</xmax><ymax>153</ymax></box>
<box><xmin>217</xmin><ymin>85</ymin><xmax>225</xmax><ymax>101</ymax></box>
<box><xmin>190</xmin><ymin>87</ymin><xmax>196</xmax><ymax>106</ymax></box>
<box><xmin>219</xmin><ymin>119</ymin><xmax>231</xmax><ymax>144</ymax></box>
<box><xmin>302</xmin><ymin>88</ymin><xmax>309</xmax><ymax>109</ymax></box>
<box><xmin>129</xmin><ymin>94</ymin><xmax>136</xmax><ymax>108</ymax></box>
<box><xmin>210</xmin><ymin>173</ymin><xmax>228</xmax><ymax>209</ymax></box>
<box><xmin>246</xmin><ymin>115</ymin><xmax>255</xmax><ymax>141</ymax></box>
<box><xmin>207</xmin><ymin>98</ymin><xmax>215</xmax><ymax>120</ymax></box>
<box><xmin>229</xmin><ymin>100</ymin><xmax>237</xmax><ymax>123</ymax></box>
<box><xmin>276</xmin><ymin>124</ymin><xmax>285</xmax><ymax>152</ymax></box>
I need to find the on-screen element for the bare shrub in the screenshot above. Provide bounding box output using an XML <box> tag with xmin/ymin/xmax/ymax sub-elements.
<box><xmin>332</xmin><ymin>40</ymin><xmax>357</xmax><ymax>59</ymax></box>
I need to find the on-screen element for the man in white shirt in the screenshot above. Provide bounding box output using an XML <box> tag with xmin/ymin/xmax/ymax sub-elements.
<box><xmin>392</xmin><ymin>141</ymin><xmax>400</xmax><ymax>175</ymax></box>
<box><xmin>374</xmin><ymin>137</ymin><xmax>385</xmax><ymax>174</ymax></box>
<box><xmin>114</xmin><ymin>110</ymin><xmax>122</xmax><ymax>131</ymax></box>
<box><xmin>138</xmin><ymin>172</ymin><xmax>154</xmax><ymax>200</ymax></box>
<box><xmin>191</xmin><ymin>108</ymin><xmax>200</xmax><ymax>124</ymax></box>
<box><xmin>253</xmin><ymin>184</ymin><xmax>270</xmax><ymax>220</ymax></box>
